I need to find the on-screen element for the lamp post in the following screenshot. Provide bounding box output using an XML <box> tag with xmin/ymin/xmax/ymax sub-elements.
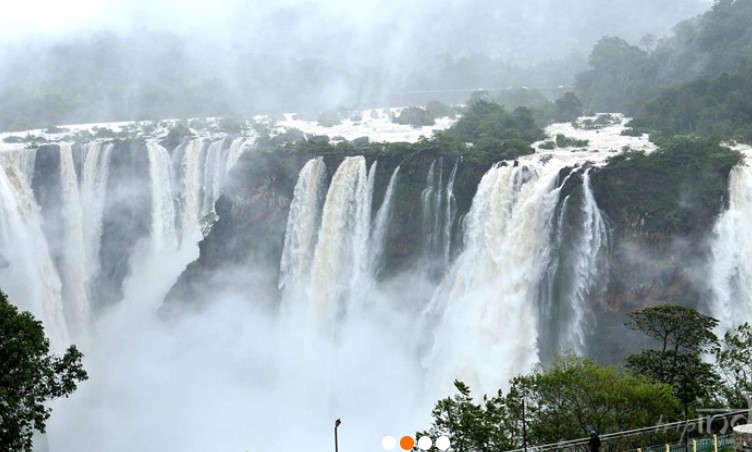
<box><xmin>335</xmin><ymin>418</ymin><xmax>341</xmax><ymax>452</ymax></box>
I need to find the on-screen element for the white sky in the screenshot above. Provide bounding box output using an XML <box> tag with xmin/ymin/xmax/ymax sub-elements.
<box><xmin>0</xmin><ymin>0</ymin><xmax>393</xmax><ymax>43</ymax></box>
<box><xmin>0</xmin><ymin>0</ymin><xmax>251</xmax><ymax>42</ymax></box>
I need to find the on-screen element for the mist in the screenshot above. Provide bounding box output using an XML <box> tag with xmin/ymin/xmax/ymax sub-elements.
<box><xmin>45</xmin><ymin>257</ymin><xmax>430</xmax><ymax>452</ymax></box>
<box><xmin>0</xmin><ymin>0</ymin><xmax>711</xmax><ymax>130</ymax></box>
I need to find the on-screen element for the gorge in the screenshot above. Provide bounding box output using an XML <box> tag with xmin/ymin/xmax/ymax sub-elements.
<box><xmin>0</xmin><ymin>111</ymin><xmax>749</xmax><ymax>451</ymax></box>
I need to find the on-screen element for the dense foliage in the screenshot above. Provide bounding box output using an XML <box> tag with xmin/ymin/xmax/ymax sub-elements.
<box><xmin>591</xmin><ymin>136</ymin><xmax>743</xmax><ymax>235</ymax></box>
<box><xmin>0</xmin><ymin>290</ymin><xmax>88</xmax><ymax>452</ymax></box>
<box><xmin>418</xmin><ymin>306</ymin><xmax>751</xmax><ymax>450</ymax></box>
<box><xmin>392</xmin><ymin>107</ymin><xmax>436</xmax><ymax>127</ymax></box>
<box><xmin>625</xmin><ymin>306</ymin><xmax>721</xmax><ymax>417</ymax></box>
<box><xmin>416</xmin><ymin>356</ymin><xmax>680</xmax><ymax>452</ymax></box>
<box><xmin>629</xmin><ymin>69</ymin><xmax>752</xmax><ymax>143</ymax></box>
<box><xmin>576</xmin><ymin>0</ymin><xmax>752</xmax><ymax>113</ymax></box>
<box><xmin>716</xmin><ymin>323</ymin><xmax>752</xmax><ymax>407</ymax></box>
<box><xmin>438</xmin><ymin>99</ymin><xmax>544</xmax><ymax>159</ymax></box>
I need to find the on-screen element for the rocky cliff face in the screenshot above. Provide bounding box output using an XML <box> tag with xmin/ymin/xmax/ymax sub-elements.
<box><xmin>162</xmin><ymin>150</ymin><xmax>305</xmax><ymax>314</ymax></box>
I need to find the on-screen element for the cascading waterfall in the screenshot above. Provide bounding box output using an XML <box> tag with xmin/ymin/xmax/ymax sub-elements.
<box><xmin>17</xmin><ymin>148</ymin><xmax>37</xmax><ymax>186</ymax></box>
<box><xmin>225</xmin><ymin>136</ymin><xmax>251</xmax><ymax>174</ymax></box>
<box><xmin>442</xmin><ymin>158</ymin><xmax>459</xmax><ymax>267</ymax></box>
<box><xmin>0</xmin><ymin>154</ymin><xmax>68</xmax><ymax>344</ymax></box>
<box><xmin>560</xmin><ymin>169</ymin><xmax>608</xmax><ymax>354</ymax></box>
<box><xmin>80</xmin><ymin>142</ymin><xmax>113</xmax><ymax>282</ymax></box>
<box><xmin>308</xmin><ymin>156</ymin><xmax>375</xmax><ymax>329</ymax></box>
<box><xmin>423</xmin><ymin>159</ymin><xmax>574</xmax><ymax>395</ymax></box>
<box><xmin>202</xmin><ymin>139</ymin><xmax>225</xmax><ymax>215</ymax></box>
<box><xmin>421</xmin><ymin>158</ymin><xmax>458</xmax><ymax>275</ymax></box>
<box><xmin>279</xmin><ymin>157</ymin><xmax>327</xmax><ymax>295</ymax></box>
<box><xmin>421</xmin><ymin>160</ymin><xmax>438</xmax><ymax>254</ymax></box>
<box><xmin>0</xmin><ymin>136</ymin><xmax>244</xmax><ymax>344</ymax></box>
<box><xmin>709</xmin><ymin>158</ymin><xmax>752</xmax><ymax>332</ymax></box>
<box><xmin>146</xmin><ymin>141</ymin><xmax>179</xmax><ymax>250</ymax></box>
<box><xmin>179</xmin><ymin>139</ymin><xmax>206</xmax><ymax>241</ymax></box>
<box><xmin>58</xmin><ymin>143</ymin><xmax>90</xmax><ymax>335</ymax></box>
<box><xmin>370</xmin><ymin>166</ymin><xmax>400</xmax><ymax>276</ymax></box>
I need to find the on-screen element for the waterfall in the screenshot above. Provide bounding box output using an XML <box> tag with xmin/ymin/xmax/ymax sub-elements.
<box><xmin>432</xmin><ymin>160</ymin><xmax>443</xmax><ymax>255</ymax></box>
<box><xmin>0</xmin><ymin>155</ymin><xmax>68</xmax><ymax>344</ymax></box>
<box><xmin>80</xmin><ymin>142</ymin><xmax>112</xmax><ymax>282</ymax></box>
<box><xmin>146</xmin><ymin>141</ymin><xmax>179</xmax><ymax>250</ymax></box>
<box><xmin>279</xmin><ymin>157</ymin><xmax>327</xmax><ymax>294</ymax></box>
<box><xmin>308</xmin><ymin>156</ymin><xmax>374</xmax><ymax>329</ymax></box>
<box><xmin>562</xmin><ymin>169</ymin><xmax>608</xmax><ymax>354</ymax></box>
<box><xmin>370</xmin><ymin>166</ymin><xmax>400</xmax><ymax>276</ymax></box>
<box><xmin>202</xmin><ymin>139</ymin><xmax>225</xmax><ymax>215</ymax></box>
<box><xmin>421</xmin><ymin>158</ymin><xmax>458</xmax><ymax>275</ymax></box>
<box><xmin>179</xmin><ymin>139</ymin><xmax>206</xmax><ymax>241</ymax></box>
<box><xmin>421</xmin><ymin>160</ymin><xmax>438</xmax><ymax>255</ymax></box>
<box><xmin>18</xmin><ymin>148</ymin><xmax>37</xmax><ymax>186</ymax></box>
<box><xmin>424</xmin><ymin>160</ymin><xmax>572</xmax><ymax>395</ymax></box>
<box><xmin>443</xmin><ymin>158</ymin><xmax>459</xmax><ymax>267</ymax></box>
<box><xmin>58</xmin><ymin>143</ymin><xmax>90</xmax><ymax>335</ymax></box>
<box><xmin>225</xmin><ymin>137</ymin><xmax>250</xmax><ymax>174</ymax></box>
<box><xmin>709</xmin><ymin>160</ymin><xmax>752</xmax><ymax>332</ymax></box>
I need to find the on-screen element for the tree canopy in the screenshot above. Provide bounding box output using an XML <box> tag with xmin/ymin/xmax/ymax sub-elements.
<box><xmin>0</xmin><ymin>290</ymin><xmax>88</xmax><ymax>452</ymax></box>
<box><xmin>625</xmin><ymin>305</ymin><xmax>720</xmax><ymax>418</ymax></box>
<box><xmin>716</xmin><ymin>322</ymin><xmax>752</xmax><ymax>407</ymax></box>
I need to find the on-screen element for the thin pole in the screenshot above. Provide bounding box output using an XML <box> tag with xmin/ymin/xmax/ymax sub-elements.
<box><xmin>335</xmin><ymin>419</ymin><xmax>341</xmax><ymax>452</ymax></box>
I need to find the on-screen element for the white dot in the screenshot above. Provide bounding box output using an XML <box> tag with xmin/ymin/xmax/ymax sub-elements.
<box><xmin>436</xmin><ymin>436</ymin><xmax>451</xmax><ymax>451</ymax></box>
<box><xmin>382</xmin><ymin>436</ymin><xmax>397</xmax><ymax>451</ymax></box>
<box><xmin>418</xmin><ymin>436</ymin><xmax>432</xmax><ymax>450</ymax></box>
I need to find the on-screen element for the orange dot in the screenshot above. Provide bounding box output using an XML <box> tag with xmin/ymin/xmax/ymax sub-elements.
<box><xmin>400</xmin><ymin>436</ymin><xmax>415</xmax><ymax>450</ymax></box>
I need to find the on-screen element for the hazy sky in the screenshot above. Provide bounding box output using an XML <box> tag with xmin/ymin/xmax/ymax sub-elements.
<box><xmin>2</xmin><ymin>0</ymin><xmax>713</xmax><ymax>53</ymax></box>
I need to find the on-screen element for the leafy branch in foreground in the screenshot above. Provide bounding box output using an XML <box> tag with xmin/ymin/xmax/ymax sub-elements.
<box><xmin>0</xmin><ymin>290</ymin><xmax>88</xmax><ymax>452</ymax></box>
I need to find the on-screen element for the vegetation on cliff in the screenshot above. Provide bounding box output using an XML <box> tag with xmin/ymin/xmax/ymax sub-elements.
<box><xmin>591</xmin><ymin>136</ymin><xmax>743</xmax><ymax>235</ymax></box>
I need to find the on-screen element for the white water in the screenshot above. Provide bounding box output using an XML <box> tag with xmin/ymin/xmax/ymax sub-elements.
<box><xmin>202</xmin><ymin>139</ymin><xmax>225</xmax><ymax>215</ymax></box>
<box><xmin>178</xmin><ymin>139</ymin><xmax>206</xmax><ymax>243</ymax></box>
<box><xmin>225</xmin><ymin>136</ymin><xmax>251</xmax><ymax>174</ymax></box>
<box><xmin>146</xmin><ymin>141</ymin><xmax>179</xmax><ymax>251</ymax></box>
<box><xmin>58</xmin><ymin>143</ymin><xmax>90</xmax><ymax>336</ymax></box>
<box><xmin>424</xmin><ymin>159</ymin><xmax>573</xmax><ymax>395</ymax></box>
<box><xmin>308</xmin><ymin>156</ymin><xmax>374</xmax><ymax>330</ymax></box>
<box><xmin>370</xmin><ymin>166</ymin><xmax>400</xmax><ymax>276</ymax></box>
<box><xmin>709</xmin><ymin>155</ymin><xmax>752</xmax><ymax>332</ymax></box>
<box><xmin>562</xmin><ymin>169</ymin><xmax>608</xmax><ymax>353</ymax></box>
<box><xmin>279</xmin><ymin>157</ymin><xmax>327</xmax><ymax>296</ymax></box>
<box><xmin>18</xmin><ymin>148</ymin><xmax>37</xmax><ymax>186</ymax></box>
<box><xmin>443</xmin><ymin>159</ymin><xmax>459</xmax><ymax>267</ymax></box>
<box><xmin>0</xmin><ymin>154</ymin><xmax>68</xmax><ymax>344</ymax></box>
<box><xmin>80</xmin><ymin>142</ymin><xmax>112</xmax><ymax>283</ymax></box>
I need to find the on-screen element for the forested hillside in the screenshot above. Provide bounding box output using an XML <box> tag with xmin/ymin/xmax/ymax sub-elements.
<box><xmin>576</xmin><ymin>0</ymin><xmax>752</xmax><ymax>114</ymax></box>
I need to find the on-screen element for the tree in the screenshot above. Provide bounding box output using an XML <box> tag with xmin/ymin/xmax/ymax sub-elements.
<box><xmin>415</xmin><ymin>380</ymin><xmax>514</xmax><ymax>452</ymax></box>
<box><xmin>553</xmin><ymin>92</ymin><xmax>583</xmax><ymax>123</ymax></box>
<box><xmin>509</xmin><ymin>355</ymin><xmax>679</xmax><ymax>450</ymax></box>
<box><xmin>0</xmin><ymin>290</ymin><xmax>88</xmax><ymax>452</ymax></box>
<box><xmin>716</xmin><ymin>322</ymin><xmax>752</xmax><ymax>407</ymax></box>
<box><xmin>625</xmin><ymin>305</ymin><xmax>720</xmax><ymax>418</ymax></box>
<box><xmin>417</xmin><ymin>357</ymin><xmax>678</xmax><ymax>451</ymax></box>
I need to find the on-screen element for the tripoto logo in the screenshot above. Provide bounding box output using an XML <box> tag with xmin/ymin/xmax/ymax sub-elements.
<box><xmin>381</xmin><ymin>435</ymin><xmax>451</xmax><ymax>450</ymax></box>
